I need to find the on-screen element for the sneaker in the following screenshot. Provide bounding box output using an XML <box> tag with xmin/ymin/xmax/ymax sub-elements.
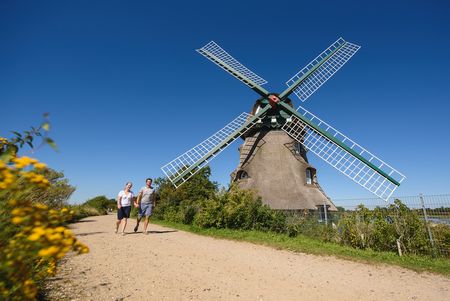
<box><xmin>121</xmin><ymin>232</ymin><xmax>126</xmax><ymax>236</ymax></box>
<box><xmin>114</xmin><ymin>229</ymin><xmax>118</xmax><ymax>234</ymax></box>
<box><xmin>133</xmin><ymin>225</ymin><xmax>138</xmax><ymax>232</ymax></box>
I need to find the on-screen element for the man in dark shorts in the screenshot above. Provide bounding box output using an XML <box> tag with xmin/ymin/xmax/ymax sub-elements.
<box><xmin>133</xmin><ymin>178</ymin><xmax>155</xmax><ymax>235</ymax></box>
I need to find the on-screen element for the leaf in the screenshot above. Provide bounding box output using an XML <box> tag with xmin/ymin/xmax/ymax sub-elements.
<box><xmin>0</xmin><ymin>145</ymin><xmax>18</xmax><ymax>162</ymax></box>
<box><xmin>45</xmin><ymin>138</ymin><xmax>58</xmax><ymax>151</ymax></box>
<box><xmin>11</xmin><ymin>131</ymin><xmax>22</xmax><ymax>138</ymax></box>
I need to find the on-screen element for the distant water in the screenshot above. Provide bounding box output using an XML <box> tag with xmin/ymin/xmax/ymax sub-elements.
<box><xmin>426</xmin><ymin>217</ymin><xmax>450</xmax><ymax>226</ymax></box>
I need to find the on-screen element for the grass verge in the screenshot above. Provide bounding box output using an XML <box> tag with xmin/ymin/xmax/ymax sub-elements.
<box><xmin>152</xmin><ymin>219</ymin><xmax>450</xmax><ymax>276</ymax></box>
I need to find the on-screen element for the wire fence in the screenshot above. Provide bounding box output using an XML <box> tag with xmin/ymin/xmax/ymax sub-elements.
<box><xmin>314</xmin><ymin>194</ymin><xmax>450</xmax><ymax>258</ymax></box>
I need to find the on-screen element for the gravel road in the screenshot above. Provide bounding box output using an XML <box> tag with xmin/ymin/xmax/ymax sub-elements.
<box><xmin>46</xmin><ymin>214</ymin><xmax>449</xmax><ymax>301</ymax></box>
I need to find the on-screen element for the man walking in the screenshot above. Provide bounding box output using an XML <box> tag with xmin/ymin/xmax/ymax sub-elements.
<box><xmin>134</xmin><ymin>178</ymin><xmax>156</xmax><ymax>235</ymax></box>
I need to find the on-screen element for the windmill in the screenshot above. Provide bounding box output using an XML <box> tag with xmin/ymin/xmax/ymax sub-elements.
<box><xmin>161</xmin><ymin>38</ymin><xmax>406</xmax><ymax>210</ymax></box>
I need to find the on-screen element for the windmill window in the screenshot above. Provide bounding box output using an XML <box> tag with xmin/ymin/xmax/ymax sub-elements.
<box><xmin>294</xmin><ymin>142</ymin><xmax>301</xmax><ymax>155</ymax></box>
<box><xmin>306</xmin><ymin>169</ymin><xmax>312</xmax><ymax>185</ymax></box>
<box><xmin>236</xmin><ymin>170</ymin><xmax>249</xmax><ymax>180</ymax></box>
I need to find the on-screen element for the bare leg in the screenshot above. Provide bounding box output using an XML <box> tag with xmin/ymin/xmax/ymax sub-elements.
<box><xmin>121</xmin><ymin>218</ymin><xmax>128</xmax><ymax>235</ymax></box>
<box><xmin>143</xmin><ymin>216</ymin><xmax>149</xmax><ymax>234</ymax></box>
<box><xmin>115</xmin><ymin>220</ymin><xmax>121</xmax><ymax>233</ymax></box>
<box><xmin>134</xmin><ymin>217</ymin><xmax>141</xmax><ymax>232</ymax></box>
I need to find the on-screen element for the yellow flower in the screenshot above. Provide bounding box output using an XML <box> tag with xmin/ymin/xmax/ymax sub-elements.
<box><xmin>11</xmin><ymin>208</ymin><xmax>22</xmax><ymax>216</ymax></box>
<box><xmin>12</xmin><ymin>216</ymin><xmax>23</xmax><ymax>224</ymax></box>
<box><xmin>55</xmin><ymin>226</ymin><xmax>66</xmax><ymax>232</ymax></box>
<box><xmin>23</xmin><ymin>279</ymin><xmax>37</xmax><ymax>298</ymax></box>
<box><xmin>28</xmin><ymin>233</ymin><xmax>42</xmax><ymax>241</ymax></box>
<box><xmin>38</xmin><ymin>246</ymin><xmax>60</xmax><ymax>257</ymax></box>
<box><xmin>33</xmin><ymin>227</ymin><xmax>46</xmax><ymax>236</ymax></box>
<box><xmin>33</xmin><ymin>162</ymin><xmax>47</xmax><ymax>169</ymax></box>
<box><xmin>63</xmin><ymin>237</ymin><xmax>74</xmax><ymax>246</ymax></box>
<box><xmin>0</xmin><ymin>169</ymin><xmax>15</xmax><ymax>188</ymax></box>
<box><xmin>38</xmin><ymin>178</ymin><xmax>50</xmax><ymax>188</ymax></box>
<box><xmin>12</xmin><ymin>156</ymin><xmax>34</xmax><ymax>168</ymax></box>
<box><xmin>61</xmin><ymin>207</ymin><xmax>69</xmax><ymax>214</ymax></box>
<box><xmin>35</xmin><ymin>203</ymin><xmax>48</xmax><ymax>210</ymax></box>
<box><xmin>47</xmin><ymin>233</ymin><xmax>63</xmax><ymax>242</ymax></box>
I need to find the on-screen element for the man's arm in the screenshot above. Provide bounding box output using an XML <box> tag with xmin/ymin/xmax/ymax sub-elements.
<box><xmin>134</xmin><ymin>190</ymin><xmax>143</xmax><ymax>207</ymax></box>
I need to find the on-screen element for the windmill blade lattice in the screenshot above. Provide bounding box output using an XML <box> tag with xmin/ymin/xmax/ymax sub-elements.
<box><xmin>281</xmin><ymin>106</ymin><xmax>406</xmax><ymax>200</ymax></box>
<box><xmin>285</xmin><ymin>38</ymin><xmax>360</xmax><ymax>104</ymax></box>
<box><xmin>197</xmin><ymin>41</ymin><xmax>268</xmax><ymax>91</ymax></box>
<box><xmin>161</xmin><ymin>111</ymin><xmax>264</xmax><ymax>188</ymax></box>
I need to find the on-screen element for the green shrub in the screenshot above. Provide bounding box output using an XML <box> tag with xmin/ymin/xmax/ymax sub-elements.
<box><xmin>389</xmin><ymin>200</ymin><xmax>431</xmax><ymax>255</ymax></box>
<box><xmin>82</xmin><ymin>195</ymin><xmax>115</xmax><ymax>215</ymax></box>
<box><xmin>67</xmin><ymin>204</ymin><xmax>106</xmax><ymax>222</ymax></box>
<box><xmin>431</xmin><ymin>223</ymin><xmax>450</xmax><ymax>257</ymax></box>
<box><xmin>284</xmin><ymin>210</ymin><xmax>336</xmax><ymax>241</ymax></box>
<box><xmin>193</xmin><ymin>198</ymin><xmax>225</xmax><ymax>228</ymax></box>
<box><xmin>337</xmin><ymin>200</ymin><xmax>433</xmax><ymax>256</ymax></box>
<box><xmin>153</xmin><ymin>167</ymin><xmax>218</xmax><ymax>222</ymax></box>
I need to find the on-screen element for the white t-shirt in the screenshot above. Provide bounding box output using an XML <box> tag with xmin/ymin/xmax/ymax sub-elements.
<box><xmin>118</xmin><ymin>190</ymin><xmax>134</xmax><ymax>206</ymax></box>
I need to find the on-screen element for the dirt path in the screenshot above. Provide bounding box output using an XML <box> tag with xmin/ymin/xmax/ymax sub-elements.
<box><xmin>46</xmin><ymin>214</ymin><xmax>449</xmax><ymax>301</ymax></box>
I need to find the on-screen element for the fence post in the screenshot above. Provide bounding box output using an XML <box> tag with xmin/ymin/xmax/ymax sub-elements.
<box><xmin>420</xmin><ymin>193</ymin><xmax>436</xmax><ymax>257</ymax></box>
<box><xmin>323</xmin><ymin>202</ymin><xmax>328</xmax><ymax>225</ymax></box>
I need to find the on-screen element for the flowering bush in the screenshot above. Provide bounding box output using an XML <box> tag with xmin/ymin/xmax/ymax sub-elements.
<box><xmin>0</xmin><ymin>125</ymin><xmax>89</xmax><ymax>300</ymax></box>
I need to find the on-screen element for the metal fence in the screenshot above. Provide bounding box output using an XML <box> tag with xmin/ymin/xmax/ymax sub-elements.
<box><xmin>320</xmin><ymin>194</ymin><xmax>450</xmax><ymax>257</ymax></box>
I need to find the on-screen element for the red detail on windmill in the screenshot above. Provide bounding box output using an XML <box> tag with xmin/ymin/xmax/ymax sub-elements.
<box><xmin>268</xmin><ymin>95</ymin><xmax>280</xmax><ymax>108</ymax></box>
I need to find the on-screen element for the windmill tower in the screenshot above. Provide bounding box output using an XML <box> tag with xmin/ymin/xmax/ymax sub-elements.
<box><xmin>230</xmin><ymin>98</ymin><xmax>333</xmax><ymax>210</ymax></box>
<box><xmin>161</xmin><ymin>38</ymin><xmax>406</xmax><ymax>209</ymax></box>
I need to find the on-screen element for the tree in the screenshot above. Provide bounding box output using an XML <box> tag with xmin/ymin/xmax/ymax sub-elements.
<box><xmin>0</xmin><ymin>168</ymin><xmax>75</xmax><ymax>209</ymax></box>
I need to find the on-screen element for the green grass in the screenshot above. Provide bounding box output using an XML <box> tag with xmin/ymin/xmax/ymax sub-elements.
<box><xmin>152</xmin><ymin>219</ymin><xmax>450</xmax><ymax>276</ymax></box>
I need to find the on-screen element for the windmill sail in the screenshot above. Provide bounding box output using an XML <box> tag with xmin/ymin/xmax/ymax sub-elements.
<box><xmin>281</xmin><ymin>38</ymin><xmax>360</xmax><ymax>103</ymax></box>
<box><xmin>161</xmin><ymin>107</ymin><xmax>269</xmax><ymax>187</ymax></box>
<box><xmin>280</xmin><ymin>103</ymin><xmax>405</xmax><ymax>200</ymax></box>
<box><xmin>197</xmin><ymin>41</ymin><xmax>269</xmax><ymax>97</ymax></box>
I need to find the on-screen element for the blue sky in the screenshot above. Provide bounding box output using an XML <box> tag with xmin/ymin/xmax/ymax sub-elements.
<box><xmin>1</xmin><ymin>0</ymin><xmax>449</xmax><ymax>203</ymax></box>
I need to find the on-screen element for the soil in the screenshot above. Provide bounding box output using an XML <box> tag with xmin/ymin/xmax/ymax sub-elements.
<box><xmin>45</xmin><ymin>214</ymin><xmax>449</xmax><ymax>301</ymax></box>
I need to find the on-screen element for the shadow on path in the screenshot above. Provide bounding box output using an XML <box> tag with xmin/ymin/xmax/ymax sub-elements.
<box><xmin>126</xmin><ymin>230</ymin><xmax>178</xmax><ymax>235</ymax></box>
<box><xmin>76</xmin><ymin>231</ymin><xmax>106</xmax><ymax>236</ymax></box>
